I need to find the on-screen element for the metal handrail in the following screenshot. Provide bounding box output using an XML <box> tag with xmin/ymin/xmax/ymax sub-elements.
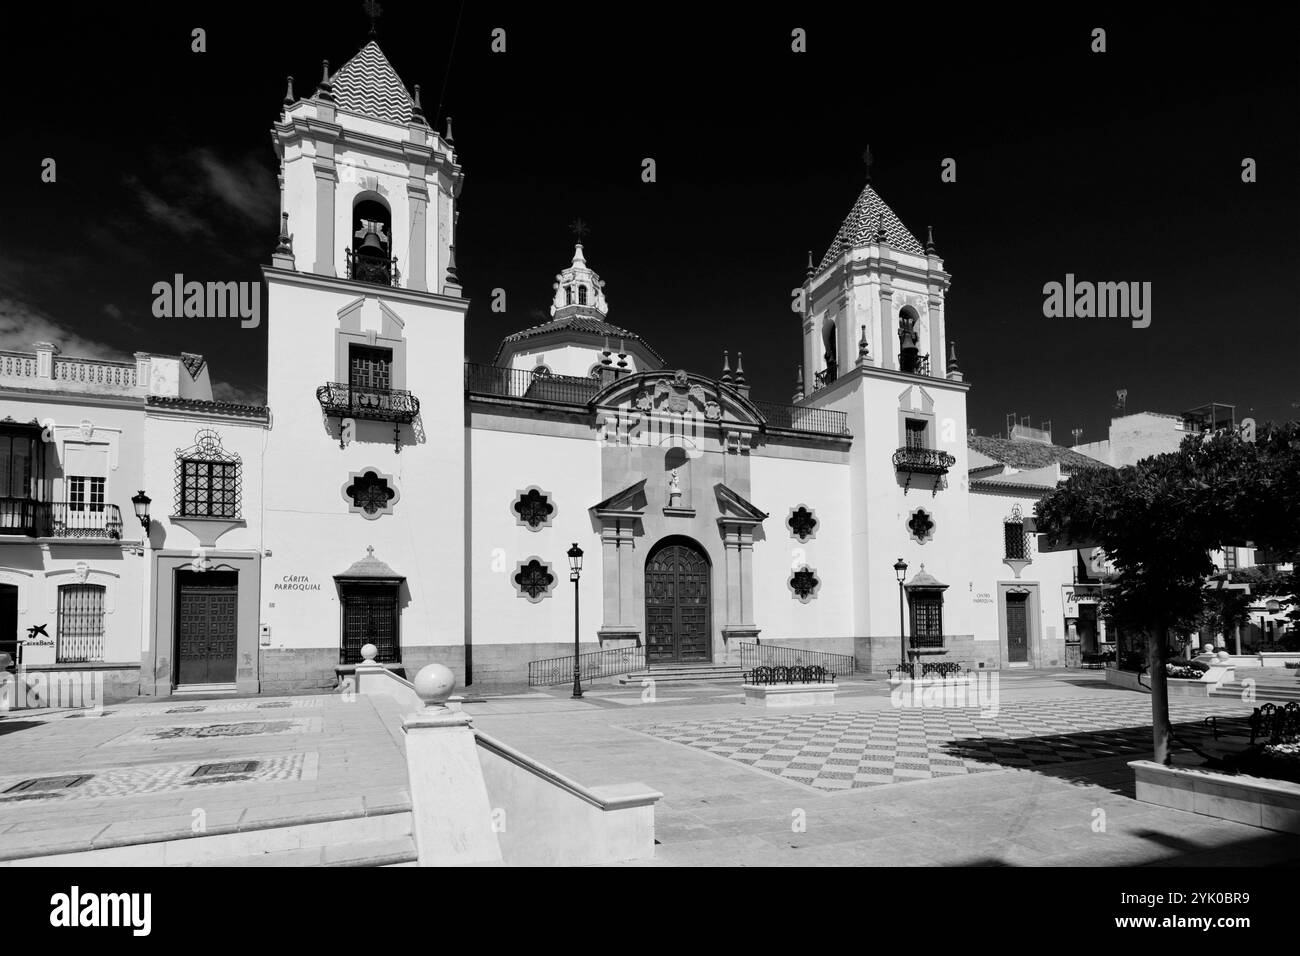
<box><xmin>737</xmin><ymin>640</ymin><xmax>855</xmax><ymax>677</ymax></box>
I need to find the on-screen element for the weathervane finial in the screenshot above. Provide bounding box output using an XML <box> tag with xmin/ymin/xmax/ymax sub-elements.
<box><xmin>862</xmin><ymin>145</ymin><xmax>873</xmax><ymax>181</ymax></box>
<box><xmin>363</xmin><ymin>0</ymin><xmax>382</xmax><ymax>36</ymax></box>
<box><xmin>569</xmin><ymin>218</ymin><xmax>590</xmax><ymax>243</ymax></box>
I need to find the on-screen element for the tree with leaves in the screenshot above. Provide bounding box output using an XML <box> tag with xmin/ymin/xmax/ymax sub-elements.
<box><xmin>1036</xmin><ymin>422</ymin><xmax>1300</xmax><ymax>764</ymax></box>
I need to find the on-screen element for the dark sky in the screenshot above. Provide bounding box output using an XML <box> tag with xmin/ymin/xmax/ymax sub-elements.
<box><xmin>3</xmin><ymin>1</ymin><xmax>1296</xmax><ymax>443</ymax></box>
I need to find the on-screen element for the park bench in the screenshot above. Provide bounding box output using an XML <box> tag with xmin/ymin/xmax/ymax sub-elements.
<box><xmin>1204</xmin><ymin>701</ymin><xmax>1300</xmax><ymax>745</ymax></box>
<box><xmin>745</xmin><ymin>664</ymin><xmax>834</xmax><ymax>685</ymax></box>
<box><xmin>887</xmin><ymin>660</ymin><xmax>970</xmax><ymax>680</ymax></box>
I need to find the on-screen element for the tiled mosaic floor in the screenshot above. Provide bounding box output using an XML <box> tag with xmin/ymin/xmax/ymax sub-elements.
<box><xmin>0</xmin><ymin>752</ymin><xmax>316</xmax><ymax>803</ymax></box>
<box><xmin>106</xmin><ymin>716</ymin><xmax>320</xmax><ymax>745</ymax></box>
<box><xmin>630</xmin><ymin>697</ymin><xmax>1249</xmax><ymax>792</ymax></box>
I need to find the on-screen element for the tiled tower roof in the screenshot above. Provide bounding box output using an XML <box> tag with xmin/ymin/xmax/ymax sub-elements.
<box><xmin>817</xmin><ymin>183</ymin><xmax>924</xmax><ymax>272</ymax></box>
<box><xmin>326</xmin><ymin>41</ymin><xmax>413</xmax><ymax>123</ymax></box>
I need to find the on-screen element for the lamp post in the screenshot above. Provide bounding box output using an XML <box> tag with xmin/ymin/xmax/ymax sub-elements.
<box><xmin>568</xmin><ymin>543</ymin><xmax>584</xmax><ymax>699</ymax></box>
<box><xmin>131</xmin><ymin>490</ymin><xmax>151</xmax><ymax>532</ymax></box>
<box><xmin>894</xmin><ymin>558</ymin><xmax>908</xmax><ymax>667</ymax></box>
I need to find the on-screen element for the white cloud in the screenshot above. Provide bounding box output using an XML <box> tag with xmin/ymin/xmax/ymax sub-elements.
<box><xmin>0</xmin><ymin>296</ymin><xmax>127</xmax><ymax>361</ymax></box>
<box><xmin>211</xmin><ymin>380</ymin><xmax>266</xmax><ymax>407</ymax></box>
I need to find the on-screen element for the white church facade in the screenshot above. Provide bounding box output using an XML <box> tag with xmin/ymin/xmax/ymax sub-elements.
<box><xmin>2</xmin><ymin>40</ymin><xmax>1131</xmax><ymax>701</ymax></box>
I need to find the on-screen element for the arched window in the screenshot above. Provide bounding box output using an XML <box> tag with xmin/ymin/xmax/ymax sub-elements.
<box><xmin>565</xmin><ymin>286</ymin><xmax>573</xmax><ymax>306</ymax></box>
<box><xmin>349</xmin><ymin>197</ymin><xmax>395</xmax><ymax>286</ymax></box>
<box><xmin>818</xmin><ymin>318</ymin><xmax>838</xmax><ymax>387</ymax></box>
<box><xmin>578</xmin><ymin>284</ymin><xmax>588</xmax><ymax>305</ymax></box>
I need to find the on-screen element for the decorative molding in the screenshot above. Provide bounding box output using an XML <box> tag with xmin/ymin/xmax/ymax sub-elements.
<box><xmin>787</xmin><ymin>504</ymin><xmax>818</xmax><ymax>543</ymax></box>
<box><xmin>44</xmin><ymin>566</ymin><xmax>120</xmax><ymax>614</ymax></box>
<box><xmin>512</xmin><ymin>486</ymin><xmax>556</xmax><ymax>531</ymax></box>
<box><xmin>512</xmin><ymin>557</ymin><xmax>556</xmax><ymax>604</ymax></box>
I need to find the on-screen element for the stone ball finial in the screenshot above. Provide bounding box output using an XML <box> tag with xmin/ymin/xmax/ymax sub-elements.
<box><xmin>1202</xmin><ymin>643</ymin><xmax>1214</xmax><ymax>654</ymax></box>
<box><xmin>413</xmin><ymin>663</ymin><xmax>456</xmax><ymax>706</ymax></box>
<box><xmin>361</xmin><ymin>643</ymin><xmax>378</xmax><ymax>662</ymax></box>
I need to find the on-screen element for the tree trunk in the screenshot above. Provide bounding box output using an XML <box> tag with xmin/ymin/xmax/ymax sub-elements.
<box><xmin>1148</xmin><ymin>625</ymin><xmax>1172</xmax><ymax>764</ymax></box>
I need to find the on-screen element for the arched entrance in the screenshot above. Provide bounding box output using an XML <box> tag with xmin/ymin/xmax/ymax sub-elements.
<box><xmin>645</xmin><ymin>536</ymin><xmax>711</xmax><ymax>664</ymax></box>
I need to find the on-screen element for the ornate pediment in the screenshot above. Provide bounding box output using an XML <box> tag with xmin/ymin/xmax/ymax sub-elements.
<box><xmin>714</xmin><ymin>483</ymin><xmax>768</xmax><ymax>525</ymax></box>
<box><xmin>591</xmin><ymin>370</ymin><xmax>763</xmax><ymax>427</ymax></box>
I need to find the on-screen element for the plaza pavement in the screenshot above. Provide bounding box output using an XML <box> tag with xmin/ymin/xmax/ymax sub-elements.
<box><xmin>0</xmin><ymin>669</ymin><xmax>1296</xmax><ymax>865</ymax></box>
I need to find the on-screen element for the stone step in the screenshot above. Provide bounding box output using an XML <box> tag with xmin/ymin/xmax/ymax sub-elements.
<box><xmin>191</xmin><ymin>834</ymin><xmax>417</xmax><ymax>867</ymax></box>
<box><xmin>0</xmin><ymin>807</ymin><xmax>414</xmax><ymax>868</ymax></box>
<box><xmin>1210</xmin><ymin>682</ymin><xmax>1300</xmax><ymax>702</ymax></box>
<box><xmin>617</xmin><ymin>665</ymin><xmax>745</xmax><ymax>685</ymax></box>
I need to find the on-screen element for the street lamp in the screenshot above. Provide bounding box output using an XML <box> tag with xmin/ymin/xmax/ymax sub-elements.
<box><xmin>568</xmin><ymin>543</ymin><xmax>584</xmax><ymax>699</ymax></box>
<box><xmin>894</xmin><ymin>558</ymin><xmax>908</xmax><ymax>667</ymax></box>
<box><xmin>131</xmin><ymin>490</ymin><xmax>152</xmax><ymax>532</ymax></box>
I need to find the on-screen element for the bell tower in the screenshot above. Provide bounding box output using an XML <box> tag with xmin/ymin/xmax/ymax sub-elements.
<box><xmin>260</xmin><ymin>36</ymin><xmax>471</xmax><ymax>690</ymax></box>
<box><xmin>271</xmin><ymin>41</ymin><xmax>463</xmax><ymax>293</ymax></box>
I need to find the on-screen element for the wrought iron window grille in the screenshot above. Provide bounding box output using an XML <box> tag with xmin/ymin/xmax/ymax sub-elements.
<box><xmin>174</xmin><ymin>430</ymin><xmax>242</xmax><ymax>519</ymax></box>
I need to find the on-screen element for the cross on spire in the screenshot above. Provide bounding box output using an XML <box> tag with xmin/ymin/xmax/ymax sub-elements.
<box><xmin>862</xmin><ymin>145</ymin><xmax>874</xmax><ymax>181</ymax></box>
<box><xmin>569</xmin><ymin>219</ymin><xmax>590</xmax><ymax>242</ymax></box>
<box><xmin>363</xmin><ymin>0</ymin><xmax>382</xmax><ymax>36</ymax></box>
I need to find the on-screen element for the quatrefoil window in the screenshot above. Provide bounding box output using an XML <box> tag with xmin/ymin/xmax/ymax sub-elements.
<box><xmin>789</xmin><ymin>566</ymin><xmax>821</xmax><ymax>603</ymax></box>
<box><xmin>907</xmin><ymin>508</ymin><xmax>935</xmax><ymax>543</ymax></box>
<box><xmin>787</xmin><ymin>505</ymin><xmax>818</xmax><ymax>543</ymax></box>
<box><xmin>343</xmin><ymin>469</ymin><xmax>399</xmax><ymax>519</ymax></box>
<box><xmin>513</xmin><ymin>558</ymin><xmax>556</xmax><ymax>603</ymax></box>
<box><xmin>513</xmin><ymin>487</ymin><xmax>556</xmax><ymax>531</ymax></box>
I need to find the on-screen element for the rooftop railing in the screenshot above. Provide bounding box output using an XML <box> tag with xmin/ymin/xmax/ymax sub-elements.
<box><xmin>465</xmin><ymin>363</ymin><xmax>849</xmax><ymax>436</ymax></box>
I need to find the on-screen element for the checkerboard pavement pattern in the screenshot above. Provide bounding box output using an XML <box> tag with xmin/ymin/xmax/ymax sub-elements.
<box><xmin>631</xmin><ymin>696</ymin><xmax>1253</xmax><ymax>792</ymax></box>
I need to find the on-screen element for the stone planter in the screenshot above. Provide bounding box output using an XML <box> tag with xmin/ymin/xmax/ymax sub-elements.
<box><xmin>743</xmin><ymin>682</ymin><xmax>837</xmax><ymax>708</ymax></box>
<box><xmin>1131</xmin><ymin>760</ymin><xmax>1300</xmax><ymax>834</ymax></box>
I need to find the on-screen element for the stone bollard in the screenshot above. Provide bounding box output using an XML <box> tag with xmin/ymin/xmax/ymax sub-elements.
<box><xmin>402</xmin><ymin>663</ymin><xmax>502</xmax><ymax>866</ymax></box>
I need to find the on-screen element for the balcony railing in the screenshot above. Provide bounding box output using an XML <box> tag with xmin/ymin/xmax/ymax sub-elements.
<box><xmin>0</xmin><ymin>497</ymin><xmax>49</xmax><ymax>537</ymax></box>
<box><xmin>49</xmin><ymin>503</ymin><xmax>123</xmax><ymax>539</ymax></box>
<box><xmin>344</xmin><ymin>249</ymin><xmax>400</xmax><ymax>287</ymax></box>
<box><xmin>750</xmin><ymin>400</ymin><xmax>849</xmax><ymax>436</ymax></box>
<box><xmin>892</xmin><ymin>446</ymin><xmax>956</xmax><ymax>475</ymax></box>
<box><xmin>0</xmin><ymin>500</ymin><xmax>123</xmax><ymax>539</ymax></box>
<box><xmin>316</xmin><ymin>383</ymin><xmax>420</xmax><ymax>423</ymax></box>
<box><xmin>813</xmin><ymin>364</ymin><xmax>837</xmax><ymax>389</ymax></box>
<box><xmin>464</xmin><ymin>363</ymin><xmax>601</xmax><ymax>405</ymax></box>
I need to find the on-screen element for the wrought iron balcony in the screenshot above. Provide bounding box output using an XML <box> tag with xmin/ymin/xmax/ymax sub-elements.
<box><xmin>813</xmin><ymin>364</ymin><xmax>837</xmax><ymax>389</ymax></box>
<box><xmin>317</xmin><ymin>383</ymin><xmax>420</xmax><ymax>424</ymax></box>
<box><xmin>48</xmin><ymin>503</ymin><xmax>123</xmax><ymax>539</ymax></box>
<box><xmin>0</xmin><ymin>500</ymin><xmax>122</xmax><ymax>539</ymax></box>
<box><xmin>344</xmin><ymin>249</ymin><xmax>401</xmax><ymax>287</ymax></box>
<box><xmin>0</xmin><ymin>497</ymin><xmax>50</xmax><ymax>537</ymax></box>
<box><xmin>892</xmin><ymin>446</ymin><xmax>956</xmax><ymax>475</ymax></box>
<box><xmin>899</xmin><ymin>352</ymin><xmax>931</xmax><ymax>376</ymax></box>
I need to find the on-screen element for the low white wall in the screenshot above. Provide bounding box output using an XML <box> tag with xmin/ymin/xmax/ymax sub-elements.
<box><xmin>1131</xmin><ymin>760</ymin><xmax>1300</xmax><ymax>834</ymax></box>
<box><xmin>475</xmin><ymin>731</ymin><xmax>659</xmax><ymax>866</ymax></box>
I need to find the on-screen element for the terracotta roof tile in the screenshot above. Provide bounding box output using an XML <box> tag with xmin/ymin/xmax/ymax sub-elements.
<box><xmin>966</xmin><ymin>435</ymin><xmax>1109</xmax><ymax>474</ymax></box>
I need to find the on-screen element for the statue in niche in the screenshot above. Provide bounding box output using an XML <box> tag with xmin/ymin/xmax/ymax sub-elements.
<box><xmin>667</xmin><ymin>469</ymin><xmax>682</xmax><ymax>507</ymax></box>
